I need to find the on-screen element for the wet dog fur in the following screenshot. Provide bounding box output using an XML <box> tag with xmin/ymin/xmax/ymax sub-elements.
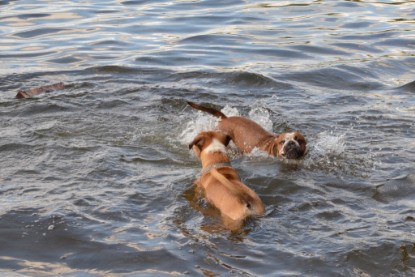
<box><xmin>189</xmin><ymin>131</ymin><xmax>265</xmax><ymax>230</ymax></box>
<box><xmin>188</xmin><ymin>101</ymin><xmax>307</xmax><ymax>159</ymax></box>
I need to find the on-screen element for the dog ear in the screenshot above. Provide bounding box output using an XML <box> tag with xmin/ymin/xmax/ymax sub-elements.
<box><xmin>274</xmin><ymin>135</ymin><xmax>285</xmax><ymax>145</ymax></box>
<box><xmin>272</xmin><ymin>135</ymin><xmax>283</xmax><ymax>157</ymax></box>
<box><xmin>189</xmin><ymin>134</ymin><xmax>205</xmax><ymax>150</ymax></box>
<box><xmin>272</xmin><ymin>144</ymin><xmax>279</xmax><ymax>157</ymax></box>
<box><xmin>224</xmin><ymin>135</ymin><xmax>231</xmax><ymax>147</ymax></box>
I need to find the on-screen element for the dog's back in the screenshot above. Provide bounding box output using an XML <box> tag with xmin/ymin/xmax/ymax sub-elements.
<box><xmin>199</xmin><ymin>168</ymin><xmax>265</xmax><ymax>222</ymax></box>
<box><xmin>189</xmin><ymin>131</ymin><xmax>265</xmax><ymax>230</ymax></box>
<box><xmin>188</xmin><ymin>101</ymin><xmax>273</xmax><ymax>153</ymax></box>
<box><xmin>218</xmin><ymin>116</ymin><xmax>273</xmax><ymax>153</ymax></box>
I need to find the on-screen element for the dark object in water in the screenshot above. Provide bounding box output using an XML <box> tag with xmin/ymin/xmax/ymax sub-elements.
<box><xmin>16</xmin><ymin>82</ymin><xmax>66</xmax><ymax>99</ymax></box>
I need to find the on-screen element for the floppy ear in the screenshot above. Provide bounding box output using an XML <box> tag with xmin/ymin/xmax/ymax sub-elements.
<box><xmin>272</xmin><ymin>144</ymin><xmax>279</xmax><ymax>157</ymax></box>
<box><xmin>188</xmin><ymin>134</ymin><xmax>205</xmax><ymax>150</ymax></box>
<box><xmin>272</xmin><ymin>136</ymin><xmax>283</xmax><ymax>157</ymax></box>
<box><xmin>274</xmin><ymin>135</ymin><xmax>285</xmax><ymax>145</ymax></box>
<box><xmin>224</xmin><ymin>135</ymin><xmax>232</xmax><ymax>147</ymax></box>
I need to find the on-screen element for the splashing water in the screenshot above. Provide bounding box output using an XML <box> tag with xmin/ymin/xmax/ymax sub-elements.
<box><xmin>313</xmin><ymin>131</ymin><xmax>346</xmax><ymax>157</ymax></box>
<box><xmin>179</xmin><ymin>111</ymin><xmax>220</xmax><ymax>145</ymax></box>
<box><xmin>248</xmin><ymin>99</ymin><xmax>274</xmax><ymax>132</ymax></box>
<box><xmin>221</xmin><ymin>104</ymin><xmax>240</xmax><ymax>117</ymax></box>
<box><xmin>303</xmin><ymin>131</ymin><xmax>365</xmax><ymax>175</ymax></box>
<box><xmin>249</xmin><ymin>106</ymin><xmax>273</xmax><ymax>132</ymax></box>
<box><xmin>180</xmin><ymin>104</ymin><xmax>241</xmax><ymax>145</ymax></box>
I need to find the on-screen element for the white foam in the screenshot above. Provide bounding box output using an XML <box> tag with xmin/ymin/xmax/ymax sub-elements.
<box><xmin>221</xmin><ymin>105</ymin><xmax>240</xmax><ymax>117</ymax></box>
<box><xmin>247</xmin><ymin>147</ymin><xmax>271</xmax><ymax>158</ymax></box>
<box><xmin>248</xmin><ymin>103</ymin><xmax>273</xmax><ymax>132</ymax></box>
<box><xmin>180</xmin><ymin>105</ymin><xmax>239</xmax><ymax>145</ymax></box>
<box><xmin>313</xmin><ymin>131</ymin><xmax>346</xmax><ymax>156</ymax></box>
<box><xmin>179</xmin><ymin>111</ymin><xmax>220</xmax><ymax>146</ymax></box>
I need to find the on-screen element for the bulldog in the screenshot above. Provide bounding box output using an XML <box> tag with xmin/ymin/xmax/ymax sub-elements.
<box><xmin>188</xmin><ymin>101</ymin><xmax>307</xmax><ymax>159</ymax></box>
<box><xmin>189</xmin><ymin>131</ymin><xmax>265</xmax><ymax>230</ymax></box>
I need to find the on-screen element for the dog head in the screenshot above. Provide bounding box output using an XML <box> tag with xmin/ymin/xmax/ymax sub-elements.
<box><xmin>274</xmin><ymin>132</ymin><xmax>307</xmax><ymax>159</ymax></box>
<box><xmin>189</xmin><ymin>131</ymin><xmax>231</xmax><ymax>158</ymax></box>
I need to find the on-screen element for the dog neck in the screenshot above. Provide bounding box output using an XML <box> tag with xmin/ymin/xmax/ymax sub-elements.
<box><xmin>200</xmin><ymin>151</ymin><xmax>231</xmax><ymax>170</ymax></box>
<box><xmin>200</xmin><ymin>161</ymin><xmax>232</xmax><ymax>176</ymax></box>
<box><xmin>257</xmin><ymin>135</ymin><xmax>278</xmax><ymax>156</ymax></box>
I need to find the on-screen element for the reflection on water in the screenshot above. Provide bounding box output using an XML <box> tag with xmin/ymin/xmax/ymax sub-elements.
<box><xmin>1</xmin><ymin>0</ymin><xmax>415</xmax><ymax>276</ymax></box>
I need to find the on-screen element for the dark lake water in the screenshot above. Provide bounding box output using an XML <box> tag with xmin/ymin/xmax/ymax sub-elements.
<box><xmin>1</xmin><ymin>0</ymin><xmax>415</xmax><ymax>276</ymax></box>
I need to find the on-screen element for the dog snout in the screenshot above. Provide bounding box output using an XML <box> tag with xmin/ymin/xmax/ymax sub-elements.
<box><xmin>283</xmin><ymin>140</ymin><xmax>303</xmax><ymax>159</ymax></box>
<box><xmin>285</xmin><ymin>140</ymin><xmax>297</xmax><ymax>149</ymax></box>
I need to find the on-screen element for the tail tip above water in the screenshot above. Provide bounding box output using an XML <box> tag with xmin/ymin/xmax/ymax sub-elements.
<box><xmin>186</xmin><ymin>101</ymin><xmax>227</xmax><ymax>119</ymax></box>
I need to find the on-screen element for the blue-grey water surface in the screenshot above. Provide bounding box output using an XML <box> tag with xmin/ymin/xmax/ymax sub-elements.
<box><xmin>1</xmin><ymin>0</ymin><xmax>415</xmax><ymax>276</ymax></box>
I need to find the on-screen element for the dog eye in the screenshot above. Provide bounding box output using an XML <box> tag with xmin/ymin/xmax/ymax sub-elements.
<box><xmin>279</xmin><ymin>140</ymin><xmax>285</xmax><ymax>145</ymax></box>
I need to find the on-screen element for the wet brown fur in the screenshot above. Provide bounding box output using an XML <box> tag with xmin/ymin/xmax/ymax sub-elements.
<box><xmin>188</xmin><ymin>101</ymin><xmax>307</xmax><ymax>159</ymax></box>
<box><xmin>189</xmin><ymin>131</ymin><xmax>265</xmax><ymax>230</ymax></box>
<box><xmin>16</xmin><ymin>82</ymin><xmax>66</xmax><ymax>99</ymax></box>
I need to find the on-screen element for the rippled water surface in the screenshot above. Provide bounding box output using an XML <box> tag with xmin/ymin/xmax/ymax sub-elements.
<box><xmin>1</xmin><ymin>0</ymin><xmax>415</xmax><ymax>276</ymax></box>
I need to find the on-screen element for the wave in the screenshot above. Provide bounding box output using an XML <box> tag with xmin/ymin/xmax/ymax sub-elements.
<box><xmin>397</xmin><ymin>80</ymin><xmax>415</xmax><ymax>92</ymax></box>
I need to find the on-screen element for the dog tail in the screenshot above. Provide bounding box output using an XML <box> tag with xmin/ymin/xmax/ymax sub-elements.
<box><xmin>210</xmin><ymin>168</ymin><xmax>265</xmax><ymax>217</ymax></box>
<box><xmin>210</xmin><ymin>169</ymin><xmax>254</xmax><ymax>204</ymax></box>
<box><xmin>187</xmin><ymin>101</ymin><xmax>227</xmax><ymax>119</ymax></box>
<box><xmin>210</xmin><ymin>169</ymin><xmax>239</xmax><ymax>195</ymax></box>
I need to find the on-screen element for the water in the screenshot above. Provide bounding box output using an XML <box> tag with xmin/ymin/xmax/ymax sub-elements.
<box><xmin>1</xmin><ymin>0</ymin><xmax>415</xmax><ymax>276</ymax></box>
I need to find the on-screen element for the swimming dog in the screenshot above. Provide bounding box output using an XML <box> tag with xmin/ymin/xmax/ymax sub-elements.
<box><xmin>16</xmin><ymin>82</ymin><xmax>66</xmax><ymax>99</ymax></box>
<box><xmin>188</xmin><ymin>101</ymin><xmax>307</xmax><ymax>159</ymax></box>
<box><xmin>189</xmin><ymin>131</ymin><xmax>265</xmax><ymax>230</ymax></box>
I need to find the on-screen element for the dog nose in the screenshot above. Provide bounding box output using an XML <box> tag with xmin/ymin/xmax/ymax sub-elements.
<box><xmin>283</xmin><ymin>140</ymin><xmax>304</xmax><ymax>159</ymax></box>
<box><xmin>286</xmin><ymin>140</ymin><xmax>296</xmax><ymax>148</ymax></box>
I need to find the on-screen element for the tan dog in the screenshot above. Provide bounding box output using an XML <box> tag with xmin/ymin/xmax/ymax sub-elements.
<box><xmin>189</xmin><ymin>131</ymin><xmax>265</xmax><ymax>230</ymax></box>
<box><xmin>188</xmin><ymin>101</ymin><xmax>307</xmax><ymax>159</ymax></box>
<box><xmin>16</xmin><ymin>82</ymin><xmax>66</xmax><ymax>99</ymax></box>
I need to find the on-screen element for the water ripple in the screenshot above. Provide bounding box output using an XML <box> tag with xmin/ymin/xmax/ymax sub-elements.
<box><xmin>1</xmin><ymin>0</ymin><xmax>415</xmax><ymax>275</ymax></box>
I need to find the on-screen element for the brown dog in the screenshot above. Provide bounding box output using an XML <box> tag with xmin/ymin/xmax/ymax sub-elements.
<box><xmin>16</xmin><ymin>82</ymin><xmax>66</xmax><ymax>99</ymax></box>
<box><xmin>188</xmin><ymin>101</ymin><xmax>307</xmax><ymax>159</ymax></box>
<box><xmin>189</xmin><ymin>131</ymin><xmax>265</xmax><ymax>230</ymax></box>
